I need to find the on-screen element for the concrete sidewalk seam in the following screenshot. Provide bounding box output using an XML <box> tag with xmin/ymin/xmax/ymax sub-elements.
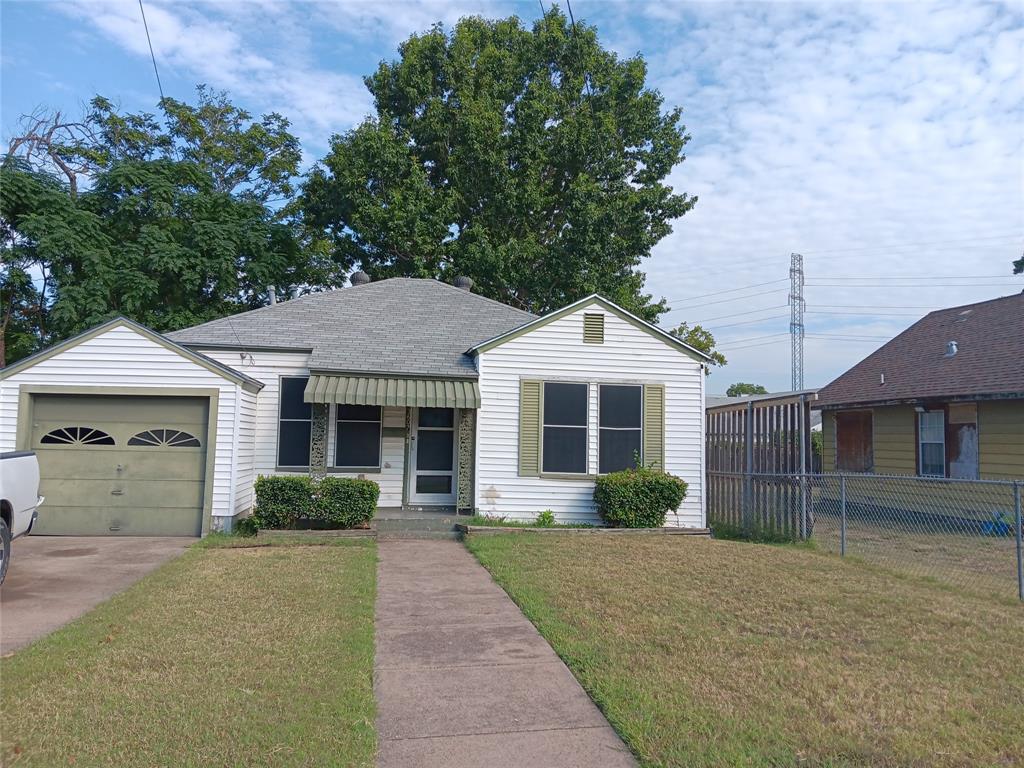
<box><xmin>381</xmin><ymin>723</ymin><xmax>614</xmax><ymax>743</ymax></box>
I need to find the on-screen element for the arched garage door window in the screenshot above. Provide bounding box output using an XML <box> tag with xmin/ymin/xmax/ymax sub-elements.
<box><xmin>39</xmin><ymin>427</ymin><xmax>116</xmax><ymax>446</ymax></box>
<box><xmin>128</xmin><ymin>429</ymin><xmax>202</xmax><ymax>448</ymax></box>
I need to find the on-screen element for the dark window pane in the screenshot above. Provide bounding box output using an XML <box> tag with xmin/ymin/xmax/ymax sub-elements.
<box><xmin>600</xmin><ymin>429</ymin><xmax>642</xmax><ymax>474</ymax></box>
<box><xmin>543</xmin><ymin>427</ymin><xmax>587</xmax><ymax>473</ymax></box>
<box><xmin>278</xmin><ymin>421</ymin><xmax>311</xmax><ymax>466</ymax></box>
<box><xmin>418</xmin><ymin>408</ymin><xmax>453</xmax><ymax>428</ymax></box>
<box><xmin>599</xmin><ymin>385</ymin><xmax>642</xmax><ymax>428</ymax></box>
<box><xmin>336</xmin><ymin>421</ymin><xmax>381</xmax><ymax>467</ymax></box>
<box><xmin>543</xmin><ymin>383</ymin><xmax>587</xmax><ymax>426</ymax></box>
<box><xmin>417</xmin><ymin>430</ymin><xmax>454</xmax><ymax>471</ymax></box>
<box><xmin>920</xmin><ymin>442</ymin><xmax>945</xmax><ymax>477</ymax></box>
<box><xmin>280</xmin><ymin>377</ymin><xmax>311</xmax><ymax>420</ymax></box>
<box><xmin>416</xmin><ymin>475</ymin><xmax>452</xmax><ymax>494</ymax></box>
<box><xmin>337</xmin><ymin>404</ymin><xmax>380</xmax><ymax>422</ymax></box>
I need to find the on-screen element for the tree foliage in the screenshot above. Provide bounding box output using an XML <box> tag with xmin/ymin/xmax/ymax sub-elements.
<box><xmin>670</xmin><ymin>321</ymin><xmax>725</xmax><ymax>371</ymax></box>
<box><xmin>726</xmin><ymin>382</ymin><xmax>769</xmax><ymax>397</ymax></box>
<box><xmin>1</xmin><ymin>89</ymin><xmax>307</xmax><ymax>365</ymax></box>
<box><xmin>302</xmin><ymin>9</ymin><xmax>694</xmax><ymax>320</ymax></box>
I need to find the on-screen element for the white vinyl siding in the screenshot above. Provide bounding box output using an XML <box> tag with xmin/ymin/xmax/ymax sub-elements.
<box><xmin>0</xmin><ymin>324</ymin><xmax>241</xmax><ymax>529</ymax></box>
<box><xmin>198</xmin><ymin>350</ymin><xmax>406</xmax><ymax>508</ymax></box>
<box><xmin>475</xmin><ymin>302</ymin><xmax>705</xmax><ymax>527</ymax></box>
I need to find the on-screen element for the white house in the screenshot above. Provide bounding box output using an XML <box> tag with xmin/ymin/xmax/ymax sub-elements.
<box><xmin>0</xmin><ymin>276</ymin><xmax>708</xmax><ymax>535</ymax></box>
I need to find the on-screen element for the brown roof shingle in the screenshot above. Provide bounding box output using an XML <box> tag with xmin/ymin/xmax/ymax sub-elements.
<box><xmin>815</xmin><ymin>292</ymin><xmax>1024</xmax><ymax>408</ymax></box>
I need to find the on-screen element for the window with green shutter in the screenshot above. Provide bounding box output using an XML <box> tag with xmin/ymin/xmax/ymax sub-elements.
<box><xmin>642</xmin><ymin>384</ymin><xmax>665</xmax><ymax>470</ymax></box>
<box><xmin>518</xmin><ymin>380</ymin><xmax>541</xmax><ymax>476</ymax></box>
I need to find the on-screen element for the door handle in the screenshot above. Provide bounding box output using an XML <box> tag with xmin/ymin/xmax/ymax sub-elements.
<box><xmin>111</xmin><ymin>489</ymin><xmax>124</xmax><ymax>496</ymax></box>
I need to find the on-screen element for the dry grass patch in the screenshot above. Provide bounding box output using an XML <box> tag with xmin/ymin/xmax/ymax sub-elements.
<box><xmin>1</xmin><ymin>542</ymin><xmax>376</xmax><ymax>767</ymax></box>
<box><xmin>466</xmin><ymin>534</ymin><xmax>1024</xmax><ymax>768</ymax></box>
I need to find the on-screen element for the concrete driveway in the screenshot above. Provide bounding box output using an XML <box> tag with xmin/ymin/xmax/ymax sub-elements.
<box><xmin>0</xmin><ymin>536</ymin><xmax>193</xmax><ymax>655</ymax></box>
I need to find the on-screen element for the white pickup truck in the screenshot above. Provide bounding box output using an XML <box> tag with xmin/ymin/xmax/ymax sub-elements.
<box><xmin>0</xmin><ymin>451</ymin><xmax>44</xmax><ymax>584</ymax></box>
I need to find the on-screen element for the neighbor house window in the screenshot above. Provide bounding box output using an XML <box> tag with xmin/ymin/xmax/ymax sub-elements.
<box><xmin>918</xmin><ymin>410</ymin><xmax>945</xmax><ymax>477</ymax></box>
<box><xmin>278</xmin><ymin>376</ymin><xmax>311</xmax><ymax>467</ymax></box>
<box><xmin>542</xmin><ymin>382</ymin><xmax>588</xmax><ymax>474</ymax></box>
<box><xmin>599</xmin><ymin>384</ymin><xmax>642</xmax><ymax>473</ymax></box>
<box><xmin>335</xmin><ymin>405</ymin><xmax>382</xmax><ymax>469</ymax></box>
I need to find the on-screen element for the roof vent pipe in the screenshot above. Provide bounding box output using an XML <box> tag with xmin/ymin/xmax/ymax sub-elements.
<box><xmin>945</xmin><ymin>340</ymin><xmax>958</xmax><ymax>357</ymax></box>
<box><xmin>351</xmin><ymin>270</ymin><xmax>370</xmax><ymax>286</ymax></box>
<box><xmin>454</xmin><ymin>276</ymin><xmax>474</xmax><ymax>291</ymax></box>
<box><xmin>268</xmin><ymin>286</ymin><xmax>277</xmax><ymax>306</ymax></box>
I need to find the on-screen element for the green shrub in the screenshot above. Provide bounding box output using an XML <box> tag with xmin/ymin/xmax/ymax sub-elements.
<box><xmin>311</xmin><ymin>477</ymin><xmax>379</xmax><ymax>528</ymax></box>
<box><xmin>536</xmin><ymin>509</ymin><xmax>556</xmax><ymax>527</ymax></box>
<box><xmin>233</xmin><ymin>515</ymin><xmax>259</xmax><ymax>537</ymax></box>
<box><xmin>253</xmin><ymin>475</ymin><xmax>313</xmax><ymax>529</ymax></box>
<box><xmin>593</xmin><ymin>466</ymin><xmax>687</xmax><ymax>528</ymax></box>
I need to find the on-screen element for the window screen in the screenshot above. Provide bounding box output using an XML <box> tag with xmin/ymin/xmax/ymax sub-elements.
<box><xmin>335</xmin><ymin>405</ymin><xmax>382</xmax><ymax>468</ymax></box>
<box><xmin>918</xmin><ymin>410</ymin><xmax>945</xmax><ymax>477</ymax></box>
<box><xmin>599</xmin><ymin>385</ymin><xmax>642</xmax><ymax>473</ymax></box>
<box><xmin>542</xmin><ymin>382</ymin><xmax>587</xmax><ymax>473</ymax></box>
<box><xmin>278</xmin><ymin>377</ymin><xmax>311</xmax><ymax>467</ymax></box>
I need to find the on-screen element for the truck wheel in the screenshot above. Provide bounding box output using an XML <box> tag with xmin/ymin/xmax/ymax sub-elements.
<box><xmin>0</xmin><ymin>518</ymin><xmax>10</xmax><ymax>586</ymax></box>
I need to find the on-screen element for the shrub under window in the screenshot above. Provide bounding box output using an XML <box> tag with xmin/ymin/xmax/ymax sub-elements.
<box><xmin>593</xmin><ymin>466</ymin><xmax>687</xmax><ymax>528</ymax></box>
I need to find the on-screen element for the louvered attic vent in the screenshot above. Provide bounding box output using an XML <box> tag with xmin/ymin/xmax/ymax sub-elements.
<box><xmin>583</xmin><ymin>313</ymin><xmax>604</xmax><ymax>344</ymax></box>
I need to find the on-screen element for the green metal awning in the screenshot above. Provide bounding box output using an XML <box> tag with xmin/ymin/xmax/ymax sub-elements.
<box><xmin>304</xmin><ymin>375</ymin><xmax>480</xmax><ymax>408</ymax></box>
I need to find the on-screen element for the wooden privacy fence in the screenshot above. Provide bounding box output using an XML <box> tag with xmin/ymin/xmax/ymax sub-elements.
<box><xmin>706</xmin><ymin>392</ymin><xmax>816</xmax><ymax>538</ymax></box>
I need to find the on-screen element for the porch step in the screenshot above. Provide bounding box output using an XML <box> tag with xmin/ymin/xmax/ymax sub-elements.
<box><xmin>372</xmin><ymin>516</ymin><xmax>461</xmax><ymax>533</ymax></box>
<box><xmin>376</xmin><ymin>530</ymin><xmax>462</xmax><ymax>540</ymax></box>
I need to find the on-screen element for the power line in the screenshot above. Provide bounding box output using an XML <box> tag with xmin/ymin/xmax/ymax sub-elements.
<box><xmin>719</xmin><ymin>338</ymin><xmax>790</xmax><ymax>352</ymax></box>
<box><xmin>666</xmin><ymin>288</ymin><xmax>788</xmax><ymax>311</ymax></box>
<box><xmin>138</xmin><ymin>0</ymin><xmax>165</xmax><ymax>103</ymax></box>
<box><xmin>819</xmin><ymin>274</ymin><xmax>1017</xmax><ymax>281</ymax></box>
<box><xmin>715</xmin><ymin>332</ymin><xmax>790</xmax><ymax>345</ymax></box>
<box><xmin>694</xmin><ymin>304</ymin><xmax>789</xmax><ymax>323</ymax></box>
<box><xmin>705</xmin><ymin>314</ymin><xmax>790</xmax><ymax>330</ymax></box>
<box><xmin>806</xmin><ymin>282</ymin><xmax>1019</xmax><ymax>289</ymax></box>
<box><xmin>808</xmin><ymin>310</ymin><xmax>922</xmax><ymax>317</ymax></box>
<box><xmin>667</xmin><ymin>279</ymin><xmax>789</xmax><ymax>304</ymax></box>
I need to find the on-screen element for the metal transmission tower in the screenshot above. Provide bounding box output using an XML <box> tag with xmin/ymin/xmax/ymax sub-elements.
<box><xmin>789</xmin><ymin>253</ymin><xmax>806</xmax><ymax>390</ymax></box>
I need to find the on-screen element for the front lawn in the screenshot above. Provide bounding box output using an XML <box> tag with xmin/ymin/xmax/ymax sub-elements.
<box><xmin>1</xmin><ymin>541</ymin><xmax>377</xmax><ymax>767</ymax></box>
<box><xmin>466</xmin><ymin>534</ymin><xmax>1024</xmax><ymax>768</ymax></box>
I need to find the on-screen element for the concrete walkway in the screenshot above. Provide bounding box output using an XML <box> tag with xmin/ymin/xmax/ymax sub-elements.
<box><xmin>374</xmin><ymin>540</ymin><xmax>636</xmax><ymax>768</ymax></box>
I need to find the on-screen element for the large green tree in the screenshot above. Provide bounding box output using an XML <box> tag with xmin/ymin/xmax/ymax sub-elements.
<box><xmin>1</xmin><ymin>89</ymin><xmax>309</xmax><ymax>366</ymax></box>
<box><xmin>302</xmin><ymin>9</ymin><xmax>695</xmax><ymax>320</ymax></box>
<box><xmin>726</xmin><ymin>382</ymin><xmax>769</xmax><ymax>397</ymax></box>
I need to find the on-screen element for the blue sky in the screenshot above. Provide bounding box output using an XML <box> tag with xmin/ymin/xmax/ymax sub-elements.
<box><xmin>2</xmin><ymin>0</ymin><xmax>1022</xmax><ymax>393</ymax></box>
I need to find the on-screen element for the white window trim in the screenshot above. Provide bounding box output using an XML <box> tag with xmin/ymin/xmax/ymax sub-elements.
<box><xmin>597</xmin><ymin>383</ymin><xmax>644</xmax><ymax>475</ymax></box>
<box><xmin>277</xmin><ymin>375</ymin><xmax>312</xmax><ymax>469</ymax></box>
<box><xmin>917</xmin><ymin>409</ymin><xmax>946</xmax><ymax>478</ymax></box>
<box><xmin>541</xmin><ymin>381</ymin><xmax>589</xmax><ymax>475</ymax></box>
<box><xmin>333</xmin><ymin>405</ymin><xmax>383</xmax><ymax>470</ymax></box>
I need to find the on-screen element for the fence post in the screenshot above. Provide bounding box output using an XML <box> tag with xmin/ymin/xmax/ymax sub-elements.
<box><xmin>798</xmin><ymin>394</ymin><xmax>808</xmax><ymax>540</ymax></box>
<box><xmin>840</xmin><ymin>474</ymin><xmax>847</xmax><ymax>557</ymax></box>
<box><xmin>743</xmin><ymin>402</ymin><xmax>753</xmax><ymax>534</ymax></box>
<box><xmin>1015</xmin><ymin>481</ymin><xmax>1023</xmax><ymax>602</ymax></box>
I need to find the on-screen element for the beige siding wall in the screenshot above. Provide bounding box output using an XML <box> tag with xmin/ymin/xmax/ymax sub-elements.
<box><xmin>872</xmin><ymin>406</ymin><xmax>917</xmax><ymax>475</ymax></box>
<box><xmin>978</xmin><ymin>400</ymin><xmax>1024</xmax><ymax>480</ymax></box>
<box><xmin>475</xmin><ymin>302</ymin><xmax>706</xmax><ymax>528</ymax></box>
<box><xmin>822</xmin><ymin>412</ymin><xmax>836</xmax><ymax>470</ymax></box>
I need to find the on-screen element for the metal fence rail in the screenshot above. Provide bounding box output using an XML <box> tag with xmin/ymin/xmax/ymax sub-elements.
<box><xmin>707</xmin><ymin>471</ymin><xmax>1024</xmax><ymax>601</ymax></box>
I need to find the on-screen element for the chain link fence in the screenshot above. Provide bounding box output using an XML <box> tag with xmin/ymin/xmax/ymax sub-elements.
<box><xmin>707</xmin><ymin>471</ymin><xmax>1024</xmax><ymax>601</ymax></box>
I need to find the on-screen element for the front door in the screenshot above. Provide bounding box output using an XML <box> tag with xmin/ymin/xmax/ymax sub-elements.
<box><xmin>409</xmin><ymin>407</ymin><xmax>457</xmax><ymax>505</ymax></box>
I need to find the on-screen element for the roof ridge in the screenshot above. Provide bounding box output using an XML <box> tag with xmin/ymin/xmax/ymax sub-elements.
<box><xmin>423</xmin><ymin>279</ymin><xmax>537</xmax><ymax>318</ymax></box>
<box><xmin>923</xmin><ymin>291</ymin><xmax>1023</xmax><ymax>316</ymax></box>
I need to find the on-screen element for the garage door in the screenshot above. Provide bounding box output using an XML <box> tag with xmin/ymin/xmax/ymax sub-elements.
<box><xmin>30</xmin><ymin>394</ymin><xmax>209</xmax><ymax>536</ymax></box>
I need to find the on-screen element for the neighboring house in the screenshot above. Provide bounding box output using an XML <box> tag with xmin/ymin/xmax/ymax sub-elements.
<box><xmin>706</xmin><ymin>390</ymin><xmax>822</xmax><ymax>432</ymax></box>
<box><xmin>0</xmin><ymin>276</ymin><xmax>710</xmax><ymax>536</ymax></box>
<box><xmin>814</xmin><ymin>292</ymin><xmax>1024</xmax><ymax>480</ymax></box>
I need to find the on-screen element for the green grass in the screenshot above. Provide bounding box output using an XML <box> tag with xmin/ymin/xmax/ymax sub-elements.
<box><xmin>1</xmin><ymin>540</ymin><xmax>377</xmax><ymax>767</ymax></box>
<box><xmin>466</xmin><ymin>534</ymin><xmax>1024</xmax><ymax>768</ymax></box>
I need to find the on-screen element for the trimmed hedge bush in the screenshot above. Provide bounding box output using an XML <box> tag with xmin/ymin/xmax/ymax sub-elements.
<box><xmin>593</xmin><ymin>466</ymin><xmax>688</xmax><ymax>528</ymax></box>
<box><xmin>253</xmin><ymin>475</ymin><xmax>313</xmax><ymax>529</ymax></box>
<box><xmin>310</xmin><ymin>477</ymin><xmax>379</xmax><ymax>528</ymax></box>
<box><xmin>251</xmin><ymin>475</ymin><xmax>379</xmax><ymax>530</ymax></box>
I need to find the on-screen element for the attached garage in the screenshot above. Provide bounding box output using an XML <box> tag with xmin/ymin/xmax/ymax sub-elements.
<box><xmin>0</xmin><ymin>317</ymin><xmax>262</xmax><ymax>535</ymax></box>
<box><xmin>28</xmin><ymin>393</ymin><xmax>212</xmax><ymax>536</ymax></box>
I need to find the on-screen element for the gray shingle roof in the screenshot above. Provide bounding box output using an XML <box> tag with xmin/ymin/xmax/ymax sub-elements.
<box><xmin>166</xmin><ymin>278</ymin><xmax>537</xmax><ymax>378</ymax></box>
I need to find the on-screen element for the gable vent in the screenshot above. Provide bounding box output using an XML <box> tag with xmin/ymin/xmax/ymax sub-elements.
<box><xmin>583</xmin><ymin>313</ymin><xmax>605</xmax><ymax>344</ymax></box>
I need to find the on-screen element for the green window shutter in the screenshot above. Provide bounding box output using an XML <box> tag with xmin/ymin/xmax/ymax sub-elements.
<box><xmin>519</xmin><ymin>380</ymin><xmax>542</xmax><ymax>476</ymax></box>
<box><xmin>583</xmin><ymin>313</ymin><xmax>604</xmax><ymax>344</ymax></box>
<box><xmin>643</xmin><ymin>384</ymin><xmax>665</xmax><ymax>470</ymax></box>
